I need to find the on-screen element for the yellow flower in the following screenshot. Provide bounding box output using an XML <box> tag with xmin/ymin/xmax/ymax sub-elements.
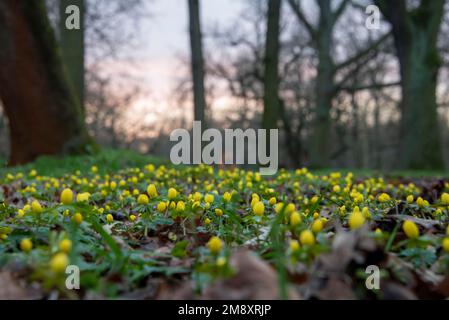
<box><xmin>137</xmin><ymin>194</ymin><xmax>149</xmax><ymax>205</ymax></box>
<box><xmin>176</xmin><ymin>201</ymin><xmax>185</xmax><ymax>212</ymax></box>
<box><xmin>76</xmin><ymin>192</ymin><xmax>90</xmax><ymax>202</ymax></box>
<box><xmin>289</xmin><ymin>240</ymin><xmax>300</xmax><ymax>252</ymax></box>
<box><xmin>378</xmin><ymin>193</ymin><xmax>391</xmax><ymax>203</ymax></box>
<box><xmin>73</xmin><ymin>212</ymin><xmax>83</xmax><ymax>224</ymax></box>
<box><xmin>312</xmin><ymin>211</ymin><xmax>319</xmax><ymax>220</ymax></box>
<box><xmin>406</xmin><ymin>195</ymin><xmax>414</xmax><ymax>204</ymax></box>
<box><xmin>20</xmin><ymin>238</ymin><xmax>33</xmax><ymax>252</ymax></box>
<box><xmin>416</xmin><ymin>197</ymin><xmax>426</xmax><ymax>208</ymax></box>
<box><xmin>215</xmin><ymin>208</ymin><xmax>223</xmax><ymax>217</ymax></box>
<box><xmin>147</xmin><ymin>184</ymin><xmax>158</xmax><ymax>198</ymax></box>
<box><xmin>333</xmin><ymin>185</ymin><xmax>341</xmax><ymax>193</ymax></box>
<box><xmin>442</xmin><ymin>238</ymin><xmax>449</xmax><ymax>252</ymax></box>
<box><xmin>362</xmin><ymin>207</ymin><xmax>371</xmax><ymax>219</ymax></box>
<box><xmin>223</xmin><ymin>192</ymin><xmax>232</xmax><ymax>202</ymax></box>
<box><xmin>17</xmin><ymin>209</ymin><xmax>25</xmax><ymax>218</ymax></box>
<box><xmin>157</xmin><ymin>201</ymin><xmax>167</xmax><ymax>213</ymax></box>
<box><xmin>402</xmin><ymin>220</ymin><xmax>419</xmax><ymax>239</ymax></box>
<box><xmin>31</xmin><ymin>200</ymin><xmax>43</xmax><ymax>214</ymax></box>
<box><xmin>50</xmin><ymin>252</ymin><xmax>69</xmax><ymax>273</ymax></box>
<box><xmin>110</xmin><ymin>181</ymin><xmax>117</xmax><ymax>190</ymax></box>
<box><xmin>168</xmin><ymin>188</ymin><xmax>178</xmax><ymax>200</ymax></box>
<box><xmin>299</xmin><ymin>230</ymin><xmax>315</xmax><ymax>246</ymax></box>
<box><xmin>441</xmin><ymin>193</ymin><xmax>449</xmax><ymax>206</ymax></box>
<box><xmin>205</xmin><ymin>194</ymin><xmax>214</xmax><ymax>203</ymax></box>
<box><xmin>194</xmin><ymin>192</ymin><xmax>203</xmax><ymax>202</ymax></box>
<box><xmin>269</xmin><ymin>197</ymin><xmax>277</xmax><ymax>205</ymax></box>
<box><xmin>311</xmin><ymin>219</ymin><xmax>323</xmax><ymax>233</ymax></box>
<box><xmin>311</xmin><ymin>196</ymin><xmax>319</xmax><ymax>204</ymax></box>
<box><xmin>375</xmin><ymin>228</ymin><xmax>382</xmax><ymax>236</ymax></box>
<box><xmin>207</xmin><ymin>236</ymin><xmax>223</xmax><ymax>254</ymax></box>
<box><xmin>59</xmin><ymin>239</ymin><xmax>72</xmax><ymax>253</ymax></box>
<box><xmin>204</xmin><ymin>218</ymin><xmax>211</xmax><ymax>225</ymax></box>
<box><xmin>129</xmin><ymin>214</ymin><xmax>136</xmax><ymax>222</ymax></box>
<box><xmin>60</xmin><ymin>188</ymin><xmax>74</xmax><ymax>205</ymax></box>
<box><xmin>253</xmin><ymin>201</ymin><xmax>265</xmax><ymax>216</ymax></box>
<box><xmin>216</xmin><ymin>257</ymin><xmax>227</xmax><ymax>267</ymax></box>
<box><xmin>91</xmin><ymin>166</ymin><xmax>98</xmax><ymax>173</ymax></box>
<box><xmin>285</xmin><ymin>203</ymin><xmax>296</xmax><ymax>214</ymax></box>
<box><xmin>106</xmin><ymin>214</ymin><xmax>114</xmax><ymax>223</ymax></box>
<box><xmin>290</xmin><ymin>211</ymin><xmax>301</xmax><ymax>226</ymax></box>
<box><xmin>348</xmin><ymin>210</ymin><xmax>365</xmax><ymax>230</ymax></box>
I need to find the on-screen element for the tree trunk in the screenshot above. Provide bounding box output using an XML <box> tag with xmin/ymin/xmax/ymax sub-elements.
<box><xmin>262</xmin><ymin>0</ymin><xmax>282</xmax><ymax>131</ymax></box>
<box><xmin>188</xmin><ymin>0</ymin><xmax>206</xmax><ymax>126</ymax></box>
<box><xmin>309</xmin><ymin>0</ymin><xmax>334</xmax><ymax>168</ymax></box>
<box><xmin>399</xmin><ymin>35</ymin><xmax>443</xmax><ymax>169</ymax></box>
<box><xmin>376</xmin><ymin>0</ymin><xmax>445</xmax><ymax>170</ymax></box>
<box><xmin>59</xmin><ymin>0</ymin><xmax>85</xmax><ymax>111</ymax></box>
<box><xmin>0</xmin><ymin>0</ymin><xmax>95</xmax><ymax>166</ymax></box>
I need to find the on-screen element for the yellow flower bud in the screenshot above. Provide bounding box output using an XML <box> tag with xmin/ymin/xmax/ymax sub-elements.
<box><xmin>402</xmin><ymin>220</ymin><xmax>419</xmax><ymax>239</ymax></box>
<box><xmin>207</xmin><ymin>236</ymin><xmax>223</xmax><ymax>254</ymax></box>
<box><xmin>50</xmin><ymin>252</ymin><xmax>69</xmax><ymax>273</ymax></box>
<box><xmin>20</xmin><ymin>238</ymin><xmax>33</xmax><ymax>252</ymax></box>
<box><xmin>60</xmin><ymin>188</ymin><xmax>74</xmax><ymax>205</ymax></box>
<box><xmin>59</xmin><ymin>239</ymin><xmax>72</xmax><ymax>253</ymax></box>
<box><xmin>299</xmin><ymin>230</ymin><xmax>315</xmax><ymax>246</ymax></box>
<box><xmin>137</xmin><ymin>194</ymin><xmax>149</xmax><ymax>205</ymax></box>
<box><xmin>253</xmin><ymin>201</ymin><xmax>265</xmax><ymax>216</ymax></box>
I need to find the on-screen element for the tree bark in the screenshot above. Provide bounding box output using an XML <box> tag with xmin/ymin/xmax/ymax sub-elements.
<box><xmin>188</xmin><ymin>0</ymin><xmax>206</xmax><ymax>126</ymax></box>
<box><xmin>0</xmin><ymin>0</ymin><xmax>95</xmax><ymax>166</ymax></box>
<box><xmin>59</xmin><ymin>0</ymin><xmax>85</xmax><ymax>111</ymax></box>
<box><xmin>375</xmin><ymin>0</ymin><xmax>444</xmax><ymax>170</ymax></box>
<box><xmin>309</xmin><ymin>0</ymin><xmax>334</xmax><ymax>168</ymax></box>
<box><xmin>262</xmin><ymin>0</ymin><xmax>282</xmax><ymax>132</ymax></box>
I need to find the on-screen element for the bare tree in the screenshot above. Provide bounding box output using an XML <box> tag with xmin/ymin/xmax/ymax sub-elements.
<box><xmin>188</xmin><ymin>0</ymin><xmax>207</xmax><ymax>126</ymax></box>
<box><xmin>262</xmin><ymin>0</ymin><xmax>282</xmax><ymax>132</ymax></box>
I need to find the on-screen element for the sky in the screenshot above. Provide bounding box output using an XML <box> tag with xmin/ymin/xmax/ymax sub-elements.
<box><xmin>129</xmin><ymin>0</ymin><xmax>246</xmax><ymax>100</ymax></box>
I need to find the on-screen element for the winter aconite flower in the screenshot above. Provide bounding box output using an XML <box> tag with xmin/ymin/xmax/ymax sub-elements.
<box><xmin>73</xmin><ymin>213</ymin><xmax>83</xmax><ymax>224</ymax></box>
<box><xmin>59</xmin><ymin>239</ymin><xmax>72</xmax><ymax>253</ymax></box>
<box><xmin>299</xmin><ymin>230</ymin><xmax>315</xmax><ymax>246</ymax></box>
<box><xmin>223</xmin><ymin>192</ymin><xmax>232</xmax><ymax>202</ymax></box>
<box><xmin>378</xmin><ymin>193</ymin><xmax>391</xmax><ymax>203</ymax></box>
<box><xmin>176</xmin><ymin>201</ymin><xmax>185</xmax><ymax>212</ymax></box>
<box><xmin>137</xmin><ymin>194</ymin><xmax>149</xmax><ymax>205</ymax></box>
<box><xmin>441</xmin><ymin>193</ymin><xmax>449</xmax><ymax>206</ymax></box>
<box><xmin>31</xmin><ymin>200</ymin><xmax>43</xmax><ymax>214</ymax></box>
<box><xmin>403</xmin><ymin>220</ymin><xmax>419</xmax><ymax>239</ymax></box>
<box><xmin>60</xmin><ymin>188</ymin><xmax>74</xmax><ymax>205</ymax></box>
<box><xmin>253</xmin><ymin>201</ymin><xmax>265</xmax><ymax>216</ymax></box>
<box><xmin>106</xmin><ymin>214</ymin><xmax>114</xmax><ymax>223</ymax></box>
<box><xmin>289</xmin><ymin>240</ymin><xmax>300</xmax><ymax>252</ymax></box>
<box><xmin>147</xmin><ymin>184</ymin><xmax>158</xmax><ymax>198</ymax></box>
<box><xmin>157</xmin><ymin>201</ymin><xmax>167</xmax><ymax>213</ymax></box>
<box><xmin>205</xmin><ymin>194</ymin><xmax>214</xmax><ymax>203</ymax></box>
<box><xmin>215</xmin><ymin>208</ymin><xmax>223</xmax><ymax>217</ymax></box>
<box><xmin>207</xmin><ymin>236</ymin><xmax>223</xmax><ymax>254</ymax></box>
<box><xmin>311</xmin><ymin>219</ymin><xmax>323</xmax><ymax>233</ymax></box>
<box><xmin>76</xmin><ymin>192</ymin><xmax>90</xmax><ymax>202</ymax></box>
<box><xmin>168</xmin><ymin>188</ymin><xmax>178</xmax><ymax>200</ymax></box>
<box><xmin>348</xmin><ymin>209</ymin><xmax>365</xmax><ymax>230</ymax></box>
<box><xmin>50</xmin><ymin>252</ymin><xmax>69</xmax><ymax>273</ymax></box>
<box><xmin>290</xmin><ymin>211</ymin><xmax>301</xmax><ymax>226</ymax></box>
<box><xmin>442</xmin><ymin>238</ymin><xmax>449</xmax><ymax>252</ymax></box>
<box><xmin>20</xmin><ymin>238</ymin><xmax>33</xmax><ymax>252</ymax></box>
<box><xmin>406</xmin><ymin>195</ymin><xmax>414</xmax><ymax>204</ymax></box>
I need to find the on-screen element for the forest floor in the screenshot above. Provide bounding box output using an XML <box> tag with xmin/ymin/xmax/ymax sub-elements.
<box><xmin>0</xmin><ymin>150</ymin><xmax>448</xmax><ymax>299</ymax></box>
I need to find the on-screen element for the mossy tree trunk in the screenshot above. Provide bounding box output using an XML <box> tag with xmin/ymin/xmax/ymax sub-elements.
<box><xmin>0</xmin><ymin>0</ymin><xmax>95</xmax><ymax>166</ymax></box>
<box><xmin>59</xmin><ymin>0</ymin><xmax>85</xmax><ymax>111</ymax></box>
<box><xmin>376</xmin><ymin>0</ymin><xmax>444</xmax><ymax>170</ymax></box>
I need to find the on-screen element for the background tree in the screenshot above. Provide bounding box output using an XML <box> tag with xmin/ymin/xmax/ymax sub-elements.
<box><xmin>375</xmin><ymin>0</ymin><xmax>445</xmax><ymax>170</ymax></box>
<box><xmin>188</xmin><ymin>0</ymin><xmax>207</xmax><ymax>126</ymax></box>
<box><xmin>59</xmin><ymin>0</ymin><xmax>85</xmax><ymax>110</ymax></box>
<box><xmin>262</xmin><ymin>0</ymin><xmax>282</xmax><ymax>132</ymax></box>
<box><xmin>0</xmin><ymin>0</ymin><xmax>94</xmax><ymax>165</ymax></box>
